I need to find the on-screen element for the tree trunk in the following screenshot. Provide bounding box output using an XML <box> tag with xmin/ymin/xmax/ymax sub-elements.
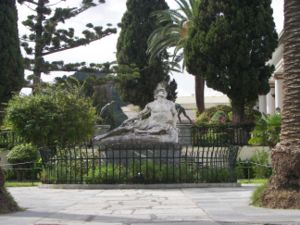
<box><xmin>231</xmin><ymin>100</ymin><xmax>244</xmax><ymax>124</ymax></box>
<box><xmin>0</xmin><ymin>167</ymin><xmax>4</xmax><ymax>188</ymax></box>
<box><xmin>261</xmin><ymin>0</ymin><xmax>300</xmax><ymax>209</ymax></box>
<box><xmin>195</xmin><ymin>76</ymin><xmax>205</xmax><ymax>113</ymax></box>
<box><xmin>33</xmin><ymin>0</ymin><xmax>45</xmax><ymax>89</ymax></box>
<box><xmin>0</xmin><ymin>167</ymin><xmax>19</xmax><ymax>214</ymax></box>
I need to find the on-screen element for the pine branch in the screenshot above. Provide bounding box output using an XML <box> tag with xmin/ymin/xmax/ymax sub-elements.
<box><xmin>18</xmin><ymin>0</ymin><xmax>39</xmax><ymax>6</ymax></box>
<box><xmin>49</xmin><ymin>3</ymin><xmax>96</xmax><ymax>24</ymax></box>
<box><xmin>42</xmin><ymin>61</ymin><xmax>115</xmax><ymax>73</ymax></box>
<box><xmin>41</xmin><ymin>28</ymin><xmax>116</xmax><ymax>56</ymax></box>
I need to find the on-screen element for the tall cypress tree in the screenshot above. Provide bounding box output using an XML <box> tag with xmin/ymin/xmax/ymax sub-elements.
<box><xmin>0</xmin><ymin>1</ymin><xmax>21</xmax><ymax>211</ymax></box>
<box><xmin>117</xmin><ymin>0</ymin><xmax>176</xmax><ymax>108</ymax></box>
<box><xmin>0</xmin><ymin>0</ymin><xmax>24</xmax><ymax>120</ymax></box>
<box><xmin>185</xmin><ymin>0</ymin><xmax>278</xmax><ymax>123</ymax></box>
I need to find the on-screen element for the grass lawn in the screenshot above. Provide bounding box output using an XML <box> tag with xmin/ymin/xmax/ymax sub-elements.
<box><xmin>5</xmin><ymin>181</ymin><xmax>41</xmax><ymax>187</ymax></box>
<box><xmin>238</xmin><ymin>179</ymin><xmax>268</xmax><ymax>184</ymax></box>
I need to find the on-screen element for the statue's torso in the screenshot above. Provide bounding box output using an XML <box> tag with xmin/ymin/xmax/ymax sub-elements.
<box><xmin>148</xmin><ymin>99</ymin><xmax>175</xmax><ymax>125</ymax></box>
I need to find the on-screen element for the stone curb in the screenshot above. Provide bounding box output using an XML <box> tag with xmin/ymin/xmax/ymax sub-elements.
<box><xmin>40</xmin><ymin>183</ymin><xmax>241</xmax><ymax>189</ymax></box>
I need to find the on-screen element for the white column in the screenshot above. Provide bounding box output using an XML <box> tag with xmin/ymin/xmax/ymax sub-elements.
<box><xmin>275</xmin><ymin>79</ymin><xmax>283</xmax><ymax>110</ymax></box>
<box><xmin>266</xmin><ymin>88</ymin><xmax>275</xmax><ymax>115</ymax></box>
<box><xmin>258</xmin><ymin>95</ymin><xmax>267</xmax><ymax>114</ymax></box>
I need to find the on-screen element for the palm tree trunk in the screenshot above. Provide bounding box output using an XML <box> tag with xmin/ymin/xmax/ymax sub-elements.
<box><xmin>0</xmin><ymin>167</ymin><xmax>19</xmax><ymax>213</ymax></box>
<box><xmin>261</xmin><ymin>0</ymin><xmax>300</xmax><ymax>209</ymax></box>
<box><xmin>0</xmin><ymin>167</ymin><xmax>4</xmax><ymax>188</ymax></box>
<box><xmin>195</xmin><ymin>76</ymin><xmax>205</xmax><ymax>113</ymax></box>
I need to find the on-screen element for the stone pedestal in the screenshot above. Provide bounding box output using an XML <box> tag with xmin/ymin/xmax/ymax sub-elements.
<box><xmin>177</xmin><ymin>124</ymin><xmax>193</xmax><ymax>145</ymax></box>
<box><xmin>94</xmin><ymin>125</ymin><xmax>111</xmax><ymax>136</ymax></box>
<box><xmin>100</xmin><ymin>142</ymin><xmax>182</xmax><ymax>165</ymax></box>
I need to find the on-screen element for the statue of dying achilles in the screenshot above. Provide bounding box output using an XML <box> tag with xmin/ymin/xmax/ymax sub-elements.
<box><xmin>94</xmin><ymin>82</ymin><xmax>178</xmax><ymax>143</ymax></box>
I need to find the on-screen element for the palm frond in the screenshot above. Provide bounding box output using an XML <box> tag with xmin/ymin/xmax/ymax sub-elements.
<box><xmin>147</xmin><ymin>0</ymin><xmax>201</xmax><ymax>68</ymax></box>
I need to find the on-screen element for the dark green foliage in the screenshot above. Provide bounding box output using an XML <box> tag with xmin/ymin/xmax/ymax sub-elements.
<box><xmin>195</xmin><ymin>111</ymin><xmax>210</xmax><ymax>125</ymax></box>
<box><xmin>147</xmin><ymin>0</ymin><xmax>205</xmax><ymax>113</ymax></box>
<box><xmin>42</xmin><ymin>160</ymin><xmax>232</xmax><ymax>184</ymax></box>
<box><xmin>116</xmin><ymin>0</ymin><xmax>177</xmax><ymax>107</ymax></box>
<box><xmin>4</xmin><ymin>85</ymin><xmax>96</xmax><ymax>147</ymax></box>
<box><xmin>19</xmin><ymin>0</ymin><xmax>116</xmax><ymax>85</ymax></box>
<box><xmin>235</xmin><ymin>151</ymin><xmax>272</xmax><ymax>180</ymax></box>
<box><xmin>196</xmin><ymin>105</ymin><xmax>231</xmax><ymax>125</ymax></box>
<box><xmin>249</xmin><ymin>114</ymin><xmax>281</xmax><ymax>147</ymax></box>
<box><xmin>251</xmin><ymin>183</ymin><xmax>268</xmax><ymax>207</ymax></box>
<box><xmin>251</xmin><ymin>150</ymin><xmax>272</xmax><ymax>179</ymax></box>
<box><xmin>185</xmin><ymin>0</ymin><xmax>278</xmax><ymax>123</ymax></box>
<box><xmin>6</xmin><ymin>143</ymin><xmax>40</xmax><ymax>181</ymax></box>
<box><xmin>0</xmin><ymin>0</ymin><xmax>24</xmax><ymax>121</ymax></box>
<box><xmin>210</xmin><ymin>111</ymin><xmax>227</xmax><ymax>124</ymax></box>
<box><xmin>7</xmin><ymin>143</ymin><xmax>38</xmax><ymax>164</ymax></box>
<box><xmin>196</xmin><ymin>104</ymin><xmax>261</xmax><ymax>125</ymax></box>
<box><xmin>205</xmin><ymin>105</ymin><xmax>232</xmax><ymax>119</ymax></box>
<box><xmin>56</xmin><ymin>75</ymin><xmax>129</xmax><ymax>128</ymax></box>
<box><xmin>0</xmin><ymin>130</ymin><xmax>23</xmax><ymax>149</ymax></box>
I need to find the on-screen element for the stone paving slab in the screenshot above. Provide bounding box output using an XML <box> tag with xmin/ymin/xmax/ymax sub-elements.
<box><xmin>0</xmin><ymin>186</ymin><xmax>300</xmax><ymax>225</ymax></box>
<box><xmin>182</xmin><ymin>187</ymin><xmax>300</xmax><ymax>225</ymax></box>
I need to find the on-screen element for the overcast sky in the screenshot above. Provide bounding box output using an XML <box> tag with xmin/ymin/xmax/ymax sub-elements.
<box><xmin>17</xmin><ymin>0</ymin><xmax>284</xmax><ymax>96</ymax></box>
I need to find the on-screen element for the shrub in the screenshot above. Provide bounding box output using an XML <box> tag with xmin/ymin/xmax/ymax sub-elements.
<box><xmin>210</xmin><ymin>111</ymin><xmax>227</xmax><ymax>124</ymax></box>
<box><xmin>6</xmin><ymin>143</ymin><xmax>39</xmax><ymax>181</ymax></box>
<box><xmin>5</xmin><ymin>85</ymin><xmax>96</xmax><ymax>147</ymax></box>
<box><xmin>251</xmin><ymin>183</ymin><xmax>268</xmax><ymax>207</ymax></box>
<box><xmin>248</xmin><ymin>114</ymin><xmax>281</xmax><ymax>147</ymax></box>
<box><xmin>7</xmin><ymin>143</ymin><xmax>38</xmax><ymax>164</ymax></box>
<box><xmin>251</xmin><ymin>150</ymin><xmax>272</xmax><ymax>179</ymax></box>
<box><xmin>196</xmin><ymin>104</ymin><xmax>260</xmax><ymax>125</ymax></box>
<box><xmin>196</xmin><ymin>105</ymin><xmax>231</xmax><ymax>125</ymax></box>
<box><xmin>43</xmin><ymin>160</ymin><xmax>233</xmax><ymax>184</ymax></box>
<box><xmin>204</xmin><ymin>105</ymin><xmax>232</xmax><ymax>119</ymax></box>
<box><xmin>195</xmin><ymin>112</ymin><xmax>210</xmax><ymax>126</ymax></box>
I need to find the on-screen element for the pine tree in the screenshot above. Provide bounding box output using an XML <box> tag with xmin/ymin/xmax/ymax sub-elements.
<box><xmin>116</xmin><ymin>0</ymin><xmax>176</xmax><ymax>108</ymax></box>
<box><xmin>0</xmin><ymin>0</ymin><xmax>24</xmax><ymax>122</ymax></box>
<box><xmin>18</xmin><ymin>0</ymin><xmax>116</xmax><ymax>89</ymax></box>
<box><xmin>185</xmin><ymin>0</ymin><xmax>278</xmax><ymax>123</ymax></box>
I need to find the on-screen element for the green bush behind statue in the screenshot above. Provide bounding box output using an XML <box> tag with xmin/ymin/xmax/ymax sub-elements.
<box><xmin>4</xmin><ymin>85</ymin><xmax>96</xmax><ymax>147</ymax></box>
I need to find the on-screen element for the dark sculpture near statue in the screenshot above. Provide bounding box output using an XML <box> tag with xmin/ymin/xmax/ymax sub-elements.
<box><xmin>175</xmin><ymin>103</ymin><xmax>193</xmax><ymax>124</ymax></box>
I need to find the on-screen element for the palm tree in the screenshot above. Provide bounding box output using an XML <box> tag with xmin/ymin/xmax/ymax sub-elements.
<box><xmin>261</xmin><ymin>0</ymin><xmax>300</xmax><ymax>209</ymax></box>
<box><xmin>147</xmin><ymin>0</ymin><xmax>205</xmax><ymax>113</ymax></box>
<box><xmin>0</xmin><ymin>167</ymin><xmax>19</xmax><ymax>213</ymax></box>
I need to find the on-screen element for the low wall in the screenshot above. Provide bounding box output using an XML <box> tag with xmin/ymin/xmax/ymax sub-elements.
<box><xmin>237</xmin><ymin>146</ymin><xmax>271</xmax><ymax>163</ymax></box>
<box><xmin>177</xmin><ymin>124</ymin><xmax>193</xmax><ymax>145</ymax></box>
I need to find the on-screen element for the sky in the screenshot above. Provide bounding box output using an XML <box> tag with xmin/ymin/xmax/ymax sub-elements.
<box><xmin>17</xmin><ymin>0</ymin><xmax>284</xmax><ymax>97</ymax></box>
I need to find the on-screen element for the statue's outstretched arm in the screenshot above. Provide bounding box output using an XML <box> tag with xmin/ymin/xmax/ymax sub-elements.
<box><xmin>122</xmin><ymin>104</ymin><xmax>150</xmax><ymax>126</ymax></box>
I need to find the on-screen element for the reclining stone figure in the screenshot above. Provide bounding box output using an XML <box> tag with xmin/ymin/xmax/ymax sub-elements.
<box><xmin>94</xmin><ymin>82</ymin><xmax>178</xmax><ymax>143</ymax></box>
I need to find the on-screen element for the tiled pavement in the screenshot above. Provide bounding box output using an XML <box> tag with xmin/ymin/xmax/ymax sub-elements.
<box><xmin>1</xmin><ymin>186</ymin><xmax>300</xmax><ymax>225</ymax></box>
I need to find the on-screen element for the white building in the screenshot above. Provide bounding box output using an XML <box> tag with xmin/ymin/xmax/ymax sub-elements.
<box><xmin>258</xmin><ymin>31</ymin><xmax>284</xmax><ymax>115</ymax></box>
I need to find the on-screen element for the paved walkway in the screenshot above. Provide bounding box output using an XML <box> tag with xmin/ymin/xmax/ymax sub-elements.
<box><xmin>1</xmin><ymin>186</ymin><xmax>300</xmax><ymax>225</ymax></box>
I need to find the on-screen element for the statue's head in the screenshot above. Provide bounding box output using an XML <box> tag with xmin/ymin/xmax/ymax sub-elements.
<box><xmin>154</xmin><ymin>82</ymin><xmax>167</xmax><ymax>99</ymax></box>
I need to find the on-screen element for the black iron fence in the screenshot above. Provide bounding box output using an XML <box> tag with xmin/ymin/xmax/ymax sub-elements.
<box><xmin>40</xmin><ymin>143</ymin><xmax>239</xmax><ymax>184</ymax></box>
<box><xmin>191</xmin><ymin>124</ymin><xmax>255</xmax><ymax>146</ymax></box>
<box><xmin>1</xmin><ymin>161</ymin><xmax>42</xmax><ymax>182</ymax></box>
<box><xmin>0</xmin><ymin>125</ymin><xmax>254</xmax><ymax>184</ymax></box>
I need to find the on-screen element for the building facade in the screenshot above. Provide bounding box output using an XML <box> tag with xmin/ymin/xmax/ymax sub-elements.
<box><xmin>258</xmin><ymin>31</ymin><xmax>284</xmax><ymax>115</ymax></box>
